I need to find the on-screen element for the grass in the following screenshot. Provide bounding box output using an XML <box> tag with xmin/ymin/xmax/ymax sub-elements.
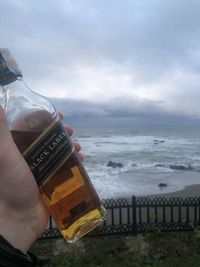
<box><xmin>31</xmin><ymin>230</ymin><xmax>200</xmax><ymax>267</ymax></box>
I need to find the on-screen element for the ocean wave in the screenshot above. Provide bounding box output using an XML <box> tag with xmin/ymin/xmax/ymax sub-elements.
<box><xmin>75</xmin><ymin>125</ymin><xmax>200</xmax><ymax>198</ymax></box>
<box><xmin>154</xmin><ymin>163</ymin><xmax>200</xmax><ymax>172</ymax></box>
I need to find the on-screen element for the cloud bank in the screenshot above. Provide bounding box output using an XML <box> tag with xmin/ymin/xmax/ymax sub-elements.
<box><xmin>1</xmin><ymin>0</ymin><xmax>200</xmax><ymax>121</ymax></box>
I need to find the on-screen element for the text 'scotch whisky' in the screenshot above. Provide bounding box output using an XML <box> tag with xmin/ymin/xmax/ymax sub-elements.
<box><xmin>0</xmin><ymin>49</ymin><xmax>106</xmax><ymax>242</ymax></box>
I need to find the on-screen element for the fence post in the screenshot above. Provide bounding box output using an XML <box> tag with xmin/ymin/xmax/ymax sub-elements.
<box><xmin>132</xmin><ymin>195</ymin><xmax>137</xmax><ymax>235</ymax></box>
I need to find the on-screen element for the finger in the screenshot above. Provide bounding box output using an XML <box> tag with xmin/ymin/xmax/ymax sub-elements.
<box><xmin>0</xmin><ymin>106</ymin><xmax>19</xmax><ymax>162</ymax></box>
<box><xmin>0</xmin><ymin>106</ymin><xmax>13</xmax><ymax>143</ymax></box>
<box><xmin>72</xmin><ymin>142</ymin><xmax>84</xmax><ymax>161</ymax></box>
<box><xmin>73</xmin><ymin>141</ymin><xmax>81</xmax><ymax>152</ymax></box>
<box><xmin>58</xmin><ymin>112</ymin><xmax>63</xmax><ymax>120</ymax></box>
<box><xmin>64</xmin><ymin>125</ymin><xmax>73</xmax><ymax>136</ymax></box>
<box><xmin>57</xmin><ymin>112</ymin><xmax>73</xmax><ymax>136</ymax></box>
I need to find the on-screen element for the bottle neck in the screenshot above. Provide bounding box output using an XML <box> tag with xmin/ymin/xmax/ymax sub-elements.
<box><xmin>0</xmin><ymin>75</ymin><xmax>20</xmax><ymax>86</ymax></box>
<box><xmin>0</xmin><ymin>78</ymin><xmax>26</xmax><ymax>110</ymax></box>
<box><xmin>1</xmin><ymin>78</ymin><xmax>26</xmax><ymax>96</ymax></box>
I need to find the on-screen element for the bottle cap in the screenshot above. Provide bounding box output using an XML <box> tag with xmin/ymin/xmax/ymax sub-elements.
<box><xmin>0</xmin><ymin>48</ymin><xmax>22</xmax><ymax>85</ymax></box>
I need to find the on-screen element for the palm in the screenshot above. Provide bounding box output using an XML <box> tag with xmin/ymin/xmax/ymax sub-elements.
<box><xmin>0</xmin><ymin>125</ymin><xmax>49</xmax><ymax>238</ymax></box>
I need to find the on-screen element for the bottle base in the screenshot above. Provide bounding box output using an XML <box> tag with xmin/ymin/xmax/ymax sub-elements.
<box><xmin>60</xmin><ymin>205</ymin><xmax>106</xmax><ymax>243</ymax></box>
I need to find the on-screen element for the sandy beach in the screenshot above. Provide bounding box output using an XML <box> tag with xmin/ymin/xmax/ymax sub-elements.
<box><xmin>146</xmin><ymin>184</ymin><xmax>200</xmax><ymax>199</ymax></box>
<box><xmin>116</xmin><ymin>170</ymin><xmax>200</xmax><ymax>199</ymax></box>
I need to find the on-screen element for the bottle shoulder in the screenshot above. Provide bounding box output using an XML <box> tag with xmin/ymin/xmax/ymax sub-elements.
<box><xmin>2</xmin><ymin>79</ymin><xmax>56</xmax><ymax>128</ymax></box>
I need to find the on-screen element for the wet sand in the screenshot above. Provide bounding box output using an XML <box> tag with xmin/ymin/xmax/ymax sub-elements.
<box><xmin>145</xmin><ymin>184</ymin><xmax>200</xmax><ymax>198</ymax></box>
<box><xmin>117</xmin><ymin>171</ymin><xmax>200</xmax><ymax>198</ymax></box>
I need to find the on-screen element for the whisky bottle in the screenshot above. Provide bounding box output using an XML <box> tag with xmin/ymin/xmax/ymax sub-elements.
<box><xmin>0</xmin><ymin>49</ymin><xmax>106</xmax><ymax>242</ymax></box>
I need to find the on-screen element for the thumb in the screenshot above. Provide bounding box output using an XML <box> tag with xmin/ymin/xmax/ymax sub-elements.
<box><xmin>0</xmin><ymin>105</ymin><xmax>13</xmax><ymax>143</ymax></box>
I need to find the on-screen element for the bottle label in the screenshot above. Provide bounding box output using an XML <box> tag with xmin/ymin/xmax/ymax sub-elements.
<box><xmin>70</xmin><ymin>201</ymin><xmax>87</xmax><ymax>217</ymax></box>
<box><xmin>23</xmin><ymin>117</ymin><xmax>74</xmax><ymax>185</ymax></box>
<box><xmin>0</xmin><ymin>49</ymin><xmax>22</xmax><ymax>85</ymax></box>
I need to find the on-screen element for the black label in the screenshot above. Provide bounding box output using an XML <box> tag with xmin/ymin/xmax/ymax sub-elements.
<box><xmin>24</xmin><ymin>120</ymin><xmax>73</xmax><ymax>185</ymax></box>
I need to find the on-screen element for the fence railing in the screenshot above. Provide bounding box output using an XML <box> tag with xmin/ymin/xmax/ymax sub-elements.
<box><xmin>42</xmin><ymin>195</ymin><xmax>200</xmax><ymax>239</ymax></box>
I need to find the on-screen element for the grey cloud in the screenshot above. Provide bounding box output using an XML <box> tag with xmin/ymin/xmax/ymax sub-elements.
<box><xmin>1</xmin><ymin>0</ymin><xmax>200</xmax><ymax>121</ymax></box>
<box><xmin>51</xmin><ymin>98</ymin><xmax>107</xmax><ymax>118</ymax></box>
<box><xmin>50</xmin><ymin>97</ymin><xmax>200</xmax><ymax>125</ymax></box>
<box><xmin>51</xmin><ymin>96</ymin><xmax>185</xmax><ymax>119</ymax></box>
<box><xmin>101</xmin><ymin>97</ymin><xmax>165</xmax><ymax>117</ymax></box>
<box><xmin>1</xmin><ymin>0</ymin><xmax>200</xmax><ymax>80</ymax></box>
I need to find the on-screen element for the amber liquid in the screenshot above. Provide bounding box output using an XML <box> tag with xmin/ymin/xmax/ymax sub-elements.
<box><xmin>11</xmin><ymin>112</ymin><xmax>106</xmax><ymax>242</ymax></box>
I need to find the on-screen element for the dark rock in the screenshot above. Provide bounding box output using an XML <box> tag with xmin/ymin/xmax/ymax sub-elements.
<box><xmin>155</xmin><ymin>164</ymin><xmax>195</xmax><ymax>171</ymax></box>
<box><xmin>153</xmin><ymin>140</ymin><xmax>165</xmax><ymax>145</ymax></box>
<box><xmin>158</xmin><ymin>183</ymin><xmax>167</xmax><ymax>187</ymax></box>
<box><xmin>132</xmin><ymin>163</ymin><xmax>137</xmax><ymax>167</ymax></box>
<box><xmin>155</xmin><ymin>164</ymin><xmax>166</xmax><ymax>168</ymax></box>
<box><xmin>169</xmin><ymin>165</ymin><xmax>194</xmax><ymax>171</ymax></box>
<box><xmin>107</xmin><ymin>160</ymin><xmax>124</xmax><ymax>168</ymax></box>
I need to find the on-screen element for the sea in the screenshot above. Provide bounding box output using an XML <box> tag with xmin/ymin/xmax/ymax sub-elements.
<box><xmin>71</xmin><ymin>124</ymin><xmax>200</xmax><ymax>199</ymax></box>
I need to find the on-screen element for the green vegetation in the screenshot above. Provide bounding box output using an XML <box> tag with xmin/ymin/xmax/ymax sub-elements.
<box><xmin>31</xmin><ymin>230</ymin><xmax>200</xmax><ymax>267</ymax></box>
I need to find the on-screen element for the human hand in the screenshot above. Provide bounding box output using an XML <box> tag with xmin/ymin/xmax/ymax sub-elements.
<box><xmin>0</xmin><ymin>106</ymin><xmax>82</xmax><ymax>252</ymax></box>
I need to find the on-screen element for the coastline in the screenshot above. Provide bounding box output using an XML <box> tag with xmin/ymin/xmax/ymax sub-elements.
<box><xmin>113</xmin><ymin>170</ymin><xmax>200</xmax><ymax>200</ymax></box>
<box><xmin>144</xmin><ymin>184</ymin><xmax>200</xmax><ymax>199</ymax></box>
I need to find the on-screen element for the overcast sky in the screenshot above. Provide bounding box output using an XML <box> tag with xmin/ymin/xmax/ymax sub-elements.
<box><xmin>1</xmin><ymin>0</ymin><xmax>200</xmax><ymax>123</ymax></box>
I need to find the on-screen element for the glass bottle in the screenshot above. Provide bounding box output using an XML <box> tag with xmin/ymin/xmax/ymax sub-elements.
<box><xmin>0</xmin><ymin>48</ymin><xmax>106</xmax><ymax>243</ymax></box>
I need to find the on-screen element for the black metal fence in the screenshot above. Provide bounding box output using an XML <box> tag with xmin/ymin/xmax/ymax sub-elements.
<box><xmin>42</xmin><ymin>195</ymin><xmax>200</xmax><ymax>239</ymax></box>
